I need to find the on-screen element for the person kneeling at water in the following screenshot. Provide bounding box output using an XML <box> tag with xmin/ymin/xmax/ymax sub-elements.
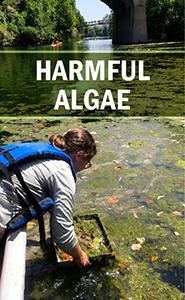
<box><xmin>0</xmin><ymin>128</ymin><xmax>96</xmax><ymax>268</ymax></box>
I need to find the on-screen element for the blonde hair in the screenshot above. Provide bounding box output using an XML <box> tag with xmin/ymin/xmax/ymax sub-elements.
<box><xmin>49</xmin><ymin>128</ymin><xmax>97</xmax><ymax>160</ymax></box>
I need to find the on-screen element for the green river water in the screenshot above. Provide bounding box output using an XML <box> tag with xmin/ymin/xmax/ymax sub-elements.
<box><xmin>0</xmin><ymin>40</ymin><xmax>184</xmax><ymax>117</ymax></box>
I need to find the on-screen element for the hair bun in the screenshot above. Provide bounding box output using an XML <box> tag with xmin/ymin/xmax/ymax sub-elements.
<box><xmin>49</xmin><ymin>128</ymin><xmax>97</xmax><ymax>159</ymax></box>
<box><xmin>49</xmin><ymin>133</ymin><xmax>66</xmax><ymax>150</ymax></box>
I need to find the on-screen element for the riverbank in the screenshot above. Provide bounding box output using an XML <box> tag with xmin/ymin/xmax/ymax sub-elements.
<box><xmin>0</xmin><ymin>40</ymin><xmax>184</xmax><ymax>52</ymax></box>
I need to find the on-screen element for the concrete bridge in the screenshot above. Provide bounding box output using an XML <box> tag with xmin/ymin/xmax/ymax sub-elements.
<box><xmin>101</xmin><ymin>0</ymin><xmax>147</xmax><ymax>44</ymax></box>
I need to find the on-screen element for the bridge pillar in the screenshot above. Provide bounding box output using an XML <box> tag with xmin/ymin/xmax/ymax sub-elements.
<box><xmin>112</xmin><ymin>4</ymin><xmax>133</xmax><ymax>44</ymax></box>
<box><xmin>132</xmin><ymin>0</ymin><xmax>148</xmax><ymax>43</ymax></box>
<box><xmin>102</xmin><ymin>0</ymin><xmax>148</xmax><ymax>44</ymax></box>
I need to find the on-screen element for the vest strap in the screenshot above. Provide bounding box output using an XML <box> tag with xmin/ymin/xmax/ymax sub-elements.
<box><xmin>0</xmin><ymin>148</ymin><xmax>46</xmax><ymax>249</ymax></box>
<box><xmin>0</xmin><ymin>162</ymin><xmax>32</xmax><ymax>220</ymax></box>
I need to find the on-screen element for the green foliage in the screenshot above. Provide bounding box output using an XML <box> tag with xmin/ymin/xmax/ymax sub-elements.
<box><xmin>17</xmin><ymin>26</ymin><xmax>39</xmax><ymax>45</ymax></box>
<box><xmin>55</xmin><ymin>0</ymin><xmax>85</xmax><ymax>40</ymax></box>
<box><xmin>0</xmin><ymin>0</ymin><xmax>85</xmax><ymax>46</ymax></box>
<box><xmin>146</xmin><ymin>0</ymin><xmax>184</xmax><ymax>40</ymax></box>
<box><xmin>0</xmin><ymin>9</ymin><xmax>15</xmax><ymax>46</ymax></box>
<box><xmin>76</xmin><ymin>9</ymin><xmax>85</xmax><ymax>37</ymax></box>
<box><xmin>0</xmin><ymin>10</ymin><xmax>6</xmax><ymax>25</ymax></box>
<box><xmin>85</xmin><ymin>13</ymin><xmax>113</xmax><ymax>38</ymax></box>
<box><xmin>86</xmin><ymin>27</ymin><xmax>97</xmax><ymax>38</ymax></box>
<box><xmin>0</xmin><ymin>26</ymin><xmax>15</xmax><ymax>46</ymax></box>
<box><xmin>85</xmin><ymin>25</ymin><xmax>110</xmax><ymax>38</ymax></box>
<box><xmin>103</xmin><ymin>12</ymin><xmax>113</xmax><ymax>36</ymax></box>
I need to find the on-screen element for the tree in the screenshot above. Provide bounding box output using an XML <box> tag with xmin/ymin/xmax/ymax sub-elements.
<box><xmin>0</xmin><ymin>7</ymin><xmax>15</xmax><ymax>46</ymax></box>
<box><xmin>55</xmin><ymin>0</ymin><xmax>82</xmax><ymax>40</ymax></box>
<box><xmin>76</xmin><ymin>9</ymin><xmax>85</xmax><ymax>38</ymax></box>
<box><xmin>103</xmin><ymin>12</ymin><xmax>113</xmax><ymax>37</ymax></box>
<box><xmin>146</xmin><ymin>0</ymin><xmax>184</xmax><ymax>40</ymax></box>
<box><xmin>0</xmin><ymin>0</ymin><xmax>85</xmax><ymax>45</ymax></box>
<box><xmin>165</xmin><ymin>0</ymin><xmax>184</xmax><ymax>40</ymax></box>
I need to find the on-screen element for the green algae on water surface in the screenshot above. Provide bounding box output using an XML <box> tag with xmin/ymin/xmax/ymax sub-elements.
<box><xmin>56</xmin><ymin>214</ymin><xmax>114</xmax><ymax>263</ymax></box>
<box><xmin>175</xmin><ymin>160</ymin><xmax>185</xmax><ymax>169</ymax></box>
<box><xmin>75</xmin><ymin>215</ymin><xmax>113</xmax><ymax>257</ymax></box>
<box><xmin>0</xmin><ymin>51</ymin><xmax>184</xmax><ymax>116</ymax></box>
<box><xmin>0</xmin><ymin>117</ymin><xmax>184</xmax><ymax>300</ymax></box>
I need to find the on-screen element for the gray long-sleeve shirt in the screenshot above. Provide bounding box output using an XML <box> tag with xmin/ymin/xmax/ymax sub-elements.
<box><xmin>0</xmin><ymin>158</ymin><xmax>78</xmax><ymax>253</ymax></box>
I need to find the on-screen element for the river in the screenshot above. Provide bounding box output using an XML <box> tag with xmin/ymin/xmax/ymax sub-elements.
<box><xmin>0</xmin><ymin>38</ymin><xmax>184</xmax><ymax>117</ymax></box>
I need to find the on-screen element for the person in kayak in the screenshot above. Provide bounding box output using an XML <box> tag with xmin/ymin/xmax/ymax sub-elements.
<box><xmin>0</xmin><ymin>128</ymin><xmax>97</xmax><ymax>268</ymax></box>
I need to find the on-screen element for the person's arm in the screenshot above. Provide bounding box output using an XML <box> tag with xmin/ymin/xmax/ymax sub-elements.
<box><xmin>70</xmin><ymin>242</ymin><xmax>90</xmax><ymax>267</ymax></box>
<box><xmin>47</xmin><ymin>161</ymin><xmax>90</xmax><ymax>267</ymax></box>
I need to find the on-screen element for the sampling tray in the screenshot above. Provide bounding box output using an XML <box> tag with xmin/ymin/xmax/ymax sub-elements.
<box><xmin>55</xmin><ymin>214</ymin><xmax>115</xmax><ymax>267</ymax></box>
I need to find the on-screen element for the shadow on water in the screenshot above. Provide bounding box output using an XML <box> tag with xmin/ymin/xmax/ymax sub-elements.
<box><xmin>25</xmin><ymin>263</ymin><xmax>121</xmax><ymax>300</ymax></box>
<box><xmin>25</xmin><ymin>238</ymin><xmax>120</xmax><ymax>300</ymax></box>
<box><xmin>0</xmin><ymin>130</ymin><xmax>17</xmax><ymax>144</ymax></box>
<box><xmin>81</xmin><ymin>118</ymin><xmax>104</xmax><ymax>124</ymax></box>
<box><xmin>155</xmin><ymin>265</ymin><xmax>185</xmax><ymax>293</ymax></box>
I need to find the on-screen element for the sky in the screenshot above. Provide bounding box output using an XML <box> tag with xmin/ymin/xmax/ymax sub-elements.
<box><xmin>76</xmin><ymin>0</ymin><xmax>110</xmax><ymax>22</ymax></box>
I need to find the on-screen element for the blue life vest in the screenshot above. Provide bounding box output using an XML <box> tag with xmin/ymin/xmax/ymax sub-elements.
<box><xmin>7</xmin><ymin>197</ymin><xmax>54</xmax><ymax>233</ymax></box>
<box><xmin>0</xmin><ymin>142</ymin><xmax>76</xmax><ymax>247</ymax></box>
<box><xmin>0</xmin><ymin>142</ymin><xmax>76</xmax><ymax>181</ymax></box>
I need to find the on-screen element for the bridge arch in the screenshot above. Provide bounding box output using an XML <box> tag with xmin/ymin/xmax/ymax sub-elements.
<box><xmin>101</xmin><ymin>0</ymin><xmax>147</xmax><ymax>44</ymax></box>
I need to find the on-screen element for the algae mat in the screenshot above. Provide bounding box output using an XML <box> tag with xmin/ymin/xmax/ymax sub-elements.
<box><xmin>0</xmin><ymin>117</ymin><xmax>184</xmax><ymax>300</ymax></box>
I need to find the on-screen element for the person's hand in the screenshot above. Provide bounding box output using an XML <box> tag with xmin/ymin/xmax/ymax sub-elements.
<box><xmin>74</xmin><ymin>249</ymin><xmax>91</xmax><ymax>268</ymax></box>
<box><xmin>71</xmin><ymin>242</ymin><xmax>91</xmax><ymax>268</ymax></box>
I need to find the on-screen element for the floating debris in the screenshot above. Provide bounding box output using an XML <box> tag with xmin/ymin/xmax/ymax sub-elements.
<box><xmin>118</xmin><ymin>176</ymin><xmax>122</xmax><ymax>182</ymax></box>
<box><xmin>151</xmin><ymin>255</ymin><xmax>159</xmax><ymax>262</ymax></box>
<box><xmin>174</xmin><ymin>231</ymin><xmax>180</xmax><ymax>236</ymax></box>
<box><xmin>27</xmin><ymin>221</ymin><xmax>35</xmax><ymax>230</ymax></box>
<box><xmin>136</xmin><ymin>237</ymin><xmax>145</xmax><ymax>245</ymax></box>
<box><xmin>131</xmin><ymin>243</ymin><xmax>142</xmax><ymax>251</ymax></box>
<box><xmin>114</xmin><ymin>166</ymin><xmax>123</xmax><ymax>171</ymax></box>
<box><xmin>117</xmin><ymin>262</ymin><xmax>127</xmax><ymax>270</ymax></box>
<box><xmin>173</xmin><ymin>211</ymin><xmax>183</xmax><ymax>217</ymax></box>
<box><xmin>106</xmin><ymin>196</ymin><xmax>119</xmax><ymax>205</ymax></box>
<box><xmin>157</xmin><ymin>195</ymin><xmax>165</xmax><ymax>200</ymax></box>
<box><xmin>58</xmin><ymin>251</ymin><xmax>73</xmax><ymax>262</ymax></box>
<box><xmin>160</xmin><ymin>246</ymin><xmax>167</xmax><ymax>251</ymax></box>
<box><xmin>144</xmin><ymin>199</ymin><xmax>155</xmax><ymax>204</ymax></box>
<box><xmin>133</xmin><ymin>213</ymin><xmax>139</xmax><ymax>219</ymax></box>
<box><xmin>157</xmin><ymin>211</ymin><xmax>164</xmax><ymax>216</ymax></box>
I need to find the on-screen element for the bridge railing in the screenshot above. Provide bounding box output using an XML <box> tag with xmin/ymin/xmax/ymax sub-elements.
<box><xmin>85</xmin><ymin>20</ymin><xmax>110</xmax><ymax>26</ymax></box>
